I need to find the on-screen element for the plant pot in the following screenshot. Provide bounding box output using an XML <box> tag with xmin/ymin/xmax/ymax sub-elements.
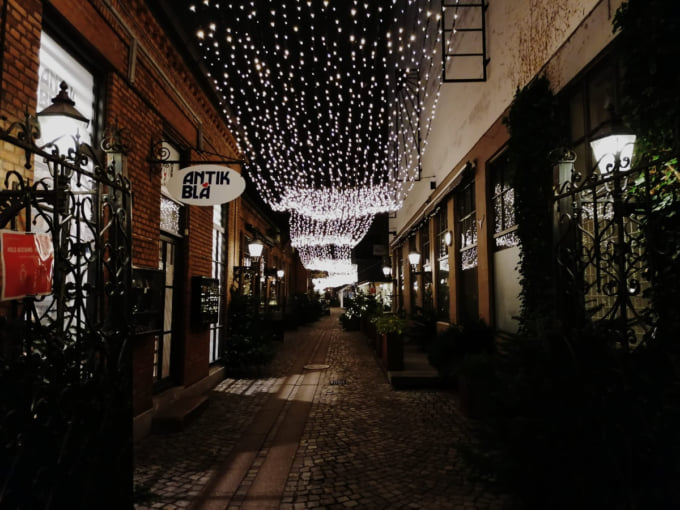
<box><xmin>381</xmin><ymin>332</ymin><xmax>403</xmax><ymax>371</ymax></box>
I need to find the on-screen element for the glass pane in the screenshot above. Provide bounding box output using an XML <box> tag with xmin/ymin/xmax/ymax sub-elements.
<box><xmin>494</xmin><ymin>196</ymin><xmax>503</xmax><ymax>234</ymax></box>
<box><xmin>160</xmin><ymin>196</ymin><xmax>181</xmax><ymax>235</ymax></box>
<box><xmin>588</xmin><ymin>63</ymin><xmax>615</xmax><ymax>132</ymax></box>
<box><xmin>503</xmin><ymin>188</ymin><xmax>516</xmax><ymax>228</ymax></box>
<box><xmin>162</xmin><ymin>332</ymin><xmax>172</xmax><ymax>378</ymax></box>
<box><xmin>462</xmin><ymin>246</ymin><xmax>478</xmax><ymax>270</ymax></box>
<box><xmin>569</xmin><ymin>88</ymin><xmax>585</xmax><ymax>142</ymax></box>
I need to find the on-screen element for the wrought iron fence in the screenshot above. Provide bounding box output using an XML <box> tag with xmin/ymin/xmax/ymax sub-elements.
<box><xmin>554</xmin><ymin>150</ymin><xmax>680</xmax><ymax>349</ymax></box>
<box><xmin>0</xmin><ymin>112</ymin><xmax>133</xmax><ymax>508</ymax></box>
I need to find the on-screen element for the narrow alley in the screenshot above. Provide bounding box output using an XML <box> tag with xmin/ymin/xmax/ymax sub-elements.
<box><xmin>134</xmin><ymin>310</ymin><xmax>507</xmax><ymax>509</ymax></box>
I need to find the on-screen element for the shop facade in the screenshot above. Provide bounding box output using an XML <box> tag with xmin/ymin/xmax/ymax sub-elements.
<box><xmin>0</xmin><ymin>2</ymin><xmax>305</xmax><ymax>504</ymax></box>
<box><xmin>391</xmin><ymin>0</ymin><xmax>628</xmax><ymax>335</ymax></box>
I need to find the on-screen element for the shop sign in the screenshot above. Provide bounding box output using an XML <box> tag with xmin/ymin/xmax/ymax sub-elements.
<box><xmin>164</xmin><ymin>164</ymin><xmax>246</xmax><ymax>206</ymax></box>
<box><xmin>1</xmin><ymin>231</ymin><xmax>54</xmax><ymax>300</ymax></box>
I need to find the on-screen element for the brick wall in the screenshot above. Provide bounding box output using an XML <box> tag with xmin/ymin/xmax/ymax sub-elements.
<box><xmin>0</xmin><ymin>0</ymin><xmax>299</xmax><ymax>415</ymax></box>
<box><xmin>0</xmin><ymin>0</ymin><xmax>42</xmax><ymax>181</ymax></box>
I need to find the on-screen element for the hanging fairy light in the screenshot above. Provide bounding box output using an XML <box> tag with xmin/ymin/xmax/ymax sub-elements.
<box><xmin>290</xmin><ymin>211</ymin><xmax>374</xmax><ymax>248</ymax></box>
<box><xmin>185</xmin><ymin>0</ymin><xmax>443</xmax><ymax>273</ymax></box>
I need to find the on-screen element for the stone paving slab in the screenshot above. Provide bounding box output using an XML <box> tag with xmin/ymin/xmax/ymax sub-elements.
<box><xmin>134</xmin><ymin>311</ymin><xmax>509</xmax><ymax>509</ymax></box>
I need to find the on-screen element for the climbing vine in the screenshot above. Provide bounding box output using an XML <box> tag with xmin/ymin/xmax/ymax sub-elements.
<box><xmin>503</xmin><ymin>75</ymin><xmax>563</xmax><ymax>332</ymax></box>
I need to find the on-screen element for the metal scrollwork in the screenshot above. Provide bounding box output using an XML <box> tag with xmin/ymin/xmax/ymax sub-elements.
<box><xmin>554</xmin><ymin>150</ymin><xmax>679</xmax><ymax>349</ymax></box>
<box><xmin>0</xmin><ymin>116</ymin><xmax>133</xmax><ymax>506</ymax></box>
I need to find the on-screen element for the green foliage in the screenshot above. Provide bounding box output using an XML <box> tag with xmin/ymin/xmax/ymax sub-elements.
<box><xmin>339</xmin><ymin>291</ymin><xmax>380</xmax><ymax>325</ymax></box>
<box><xmin>224</xmin><ymin>290</ymin><xmax>276</xmax><ymax>374</ymax></box>
<box><xmin>503</xmin><ymin>75</ymin><xmax>563</xmax><ymax>333</ymax></box>
<box><xmin>614</xmin><ymin>0</ymin><xmax>680</xmax><ymax>342</ymax></box>
<box><xmin>371</xmin><ymin>314</ymin><xmax>407</xmax><ymax>335</ymax></box>
<box><xmin>463</xmin><ymin>324</ymin><xmax>680</xmax><ymax>509</ymax></box>
<box><xmin>613</xmin><ymin>0</ymin><xmax>680</xmax><ymax>154</ymax></box>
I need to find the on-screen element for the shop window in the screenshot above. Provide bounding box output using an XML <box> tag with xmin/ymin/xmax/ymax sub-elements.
<box><xmin>408</xmin><ymin>235</ymin><xmax>417</xmax><ymax>312</ymax></box>
<box><xmin>159</xmin><ymin>141</ymin><xmax>184</xmax><ymax>236</ymax></box>
<box><xmin>397</xmin><ymin>249</ymin><xmax>404</xmax><ymax>311</ymax></box>
<box><xmin>489</xmin><ymin>151</ymin><xmax>519</xmax><ymax>250</ymax></box>
<box><xmin>434</xmin><ymin>206</ymin><xmax>449</xmax><ymax>321</ymax></box>
<box><xmin>456</xmin><ymin>180</ymin><xmax>478</xmax><ymax>323</ymax></box>
<box><xmin>34</xmin><ymin>32</ymin><xmax>97</xmax><ymax>322</ymax></box>
<box><xmin>420</xmin><ymin>221</ymin><xmax>433</xmax><ymax>312</ymax></box>
<box><xmin>209</xmin><ymin>204</ymin><xmax>227</xmax><ymax>363</ymax></box>
<box><xmin>37</xmin><ymin>32</ymin><xmax>95</xmax><ymax>180</ymax></box>
<box><xmin>564</xmin><ymin>56</ymin><xmax>623</xmax><ymax>176</ymax></box>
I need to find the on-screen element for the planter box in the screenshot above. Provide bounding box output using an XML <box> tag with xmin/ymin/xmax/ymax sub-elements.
<box><xmin>381</xmin><ymin>333</ymin><xmax>404</xmax><ymax>371</ymax></box>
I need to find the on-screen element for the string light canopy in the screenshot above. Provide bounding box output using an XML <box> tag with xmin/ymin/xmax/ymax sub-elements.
<box><xmin>289</xmin><ymin>211</ymin><xmax>374</xmax><ymax>248</ymax></box>
<box><xmin>185</xmin><ymin>0</ymin><xmax>443</xmax><ymax>277</ymax></box>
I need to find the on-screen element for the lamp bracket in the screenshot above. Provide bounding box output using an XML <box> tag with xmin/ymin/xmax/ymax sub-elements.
<box><xmin>148</xmin><ymin>138</ymin><xmax>245</xmax><ymax>166</ymax></box>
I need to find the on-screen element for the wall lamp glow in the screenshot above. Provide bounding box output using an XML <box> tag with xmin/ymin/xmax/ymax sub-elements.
<box><xmin>247</xmin><ymin>239</ymin><xmax>264</xmax><ymax>259</ymax></box>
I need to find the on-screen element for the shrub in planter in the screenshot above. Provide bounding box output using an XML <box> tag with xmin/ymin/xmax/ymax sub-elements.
<box><xmin>223</xmin><ymin>290</ymin><xmax>276</xmax><ymax>374</ymax></box>
<box><xmin>372</xmin><ymin>314</ymin><xmax>408</xmax><ymax>336</ymax></box>
<box><xmin>372</xmin><ymin>314</ymin><xmax>407</xmax><ymax>371</ymax></box>
<box><xmin>339</xmin><ymin>292</ymin><xmax>379</xmax><ymax>331</ymax></box>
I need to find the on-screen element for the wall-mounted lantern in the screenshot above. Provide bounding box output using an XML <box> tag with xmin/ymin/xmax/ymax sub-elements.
<box><xmin>248</xmin><ymin>239</ymin><xmax>264</xmax><ymax>260</ymax></box>
<box><xmin>589</xmin><ymin>114</ymin><xmax>637</xmax><ymax>177</ymax></box>
<box><xmin>444</xmin><ymin>230</ymin><xmax>453</xmax><ymax>248</ymax></box>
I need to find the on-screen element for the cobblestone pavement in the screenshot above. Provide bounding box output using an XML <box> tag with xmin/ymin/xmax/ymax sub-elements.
<box><xmin>134</xmin><ymin>310</ymin><xmax>508</xmax><ymax>509</ymax></box>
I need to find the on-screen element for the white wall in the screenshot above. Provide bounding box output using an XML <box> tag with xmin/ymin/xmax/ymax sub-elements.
<box><xmin>493</xmin><ymin>246</ymin><xmax>521</xmax><ymax>333</ymax></box>
<box><xmin>392</xmin><ymin>0</ymin><xmax>623</xmax><ymax>236</ymax></box>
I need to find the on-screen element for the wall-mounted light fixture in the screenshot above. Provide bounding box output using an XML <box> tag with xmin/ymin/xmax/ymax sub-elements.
<box><xmin>408</xmin><ymin>250</ymin><xmax>421</xmax><ymax>268</ymax></box>
<box><xmin>37</xmin><ymin>81</ymin><xmax>90</xmax><ymax>147</ymax></box>
<box><xmin>248</xmin><ymin>239</ymin><xmax>264</xmax><ymax>259</ymax></box>
<box><xmin>590</xmin><ymin>130</ymin><xmax>636</xmax><ymax>176</ymax></box>
<box><xmin>37</xmin><ymin>81</ymin><xmax>89</xmax><ymax>124</ymax></box>
<box><xmin>408</xmin><ymin>250</ymin><xmax>431</xmax><ymax>275</ymax></box>
<box><xmin>444</xmin><ymin>230</ymin><xmax>453</xmax><ymax>247</ymax></box>
<box><xmin>277</xmin><ymin>268</ymin><xmax>285</xmax><ymax>278</ymax></box>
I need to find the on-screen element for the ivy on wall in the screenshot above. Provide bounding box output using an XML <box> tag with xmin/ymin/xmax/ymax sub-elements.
<box><xmin>503</xmin><ymin>75</ymin><xmax>562</xmax><ymax>332</ymax></box>
<box><xmin>614</xmin><ymin>0</ymin><xmax>680</xmax><ymax>340</ymax></box>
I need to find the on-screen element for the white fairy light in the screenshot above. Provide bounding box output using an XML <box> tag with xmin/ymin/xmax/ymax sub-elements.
<box><xmin>187</xmin><ymin>0</ymin><xmax>443</xmax><ymax>274</ymax></box>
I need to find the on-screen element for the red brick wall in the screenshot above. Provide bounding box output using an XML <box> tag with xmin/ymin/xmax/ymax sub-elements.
<box><xmin>0</xmin><ymin>0</ymin><xmax>42</xmax><ymax>180</ymax></box>
<box><xmin>0</xmin><ymin>0</ymin><xmax>295</xmax><ymax>415</ymax></box>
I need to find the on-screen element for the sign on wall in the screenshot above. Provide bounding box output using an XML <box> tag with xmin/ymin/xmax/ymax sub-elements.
<box><xmin>164</xmin><ymin>164</ymin><xmax>246</xmax><ymax>206</ymax></box>
<box><xmin>1</xmin><ymin>231</ymin><xmax>55</xmax><ymax>300</ymax></box>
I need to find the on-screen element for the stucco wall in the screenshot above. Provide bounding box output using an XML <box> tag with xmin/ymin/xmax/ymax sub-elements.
<box><xmin>393</xmin><ymin>0</ymin><xmax>623</xmax><ymax>236</ymax></box>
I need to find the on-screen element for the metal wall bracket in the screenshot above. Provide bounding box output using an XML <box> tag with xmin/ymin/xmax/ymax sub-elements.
<box><xmin>442</xmin><ymin>1</ymin><xmax>490</xmax><ymax>82</ymax></box>
<box><xmin>147</xmin><ymin>138</ymin><xmax>245</xmax><ymax>166</ymax></box>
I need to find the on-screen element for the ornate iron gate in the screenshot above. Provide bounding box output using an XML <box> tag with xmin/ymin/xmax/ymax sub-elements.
<box><xmin>553</xmin><ymin>150</ymin><xmax>679</xmax><ymax>349</ymax></box>
<box><xmin>0</xmin><ymin>112</ymin><xmax>133</xmax><ymax>508</ymax></box>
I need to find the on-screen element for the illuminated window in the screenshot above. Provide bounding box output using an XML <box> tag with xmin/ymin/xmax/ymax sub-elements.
<box><xmin>490</xmin><ymin>151</ymin><xmax>519</xmax><ymax>250</ymax></box>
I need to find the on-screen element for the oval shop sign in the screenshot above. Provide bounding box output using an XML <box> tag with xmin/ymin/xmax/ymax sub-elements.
<box><xmin>165</xmin><ymin>165</ymin><xmax>246</xmax><ymax>206</ymax></box>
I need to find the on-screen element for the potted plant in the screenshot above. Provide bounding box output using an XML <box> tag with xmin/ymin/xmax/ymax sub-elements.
<box><xmin>372</xmin><ymin>314</ymin><xmax>407</xmax><ymax>371</ymax></box>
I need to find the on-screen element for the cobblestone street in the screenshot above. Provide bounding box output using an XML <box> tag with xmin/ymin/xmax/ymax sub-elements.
<box><xmin>134</xmin><ymin>310</ymin><xmax>508</xmax><ymax>509</ymax></box>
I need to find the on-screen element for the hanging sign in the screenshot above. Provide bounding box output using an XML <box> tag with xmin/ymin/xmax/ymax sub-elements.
<box><xmin>164</xmin><ymin>164</ymin><xmax>246</xmax><ymax>206</ymax></box>
<box><xmin>1</xmin><ymin>230</ymin><xmax>54</xmax><ymax>300</ymax></box>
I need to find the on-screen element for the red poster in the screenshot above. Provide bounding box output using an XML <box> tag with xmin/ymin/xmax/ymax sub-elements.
<box><xmin>1</xmin><ymin>230</ymin><xmax>54</xmax><ymax>300</ymax></box>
